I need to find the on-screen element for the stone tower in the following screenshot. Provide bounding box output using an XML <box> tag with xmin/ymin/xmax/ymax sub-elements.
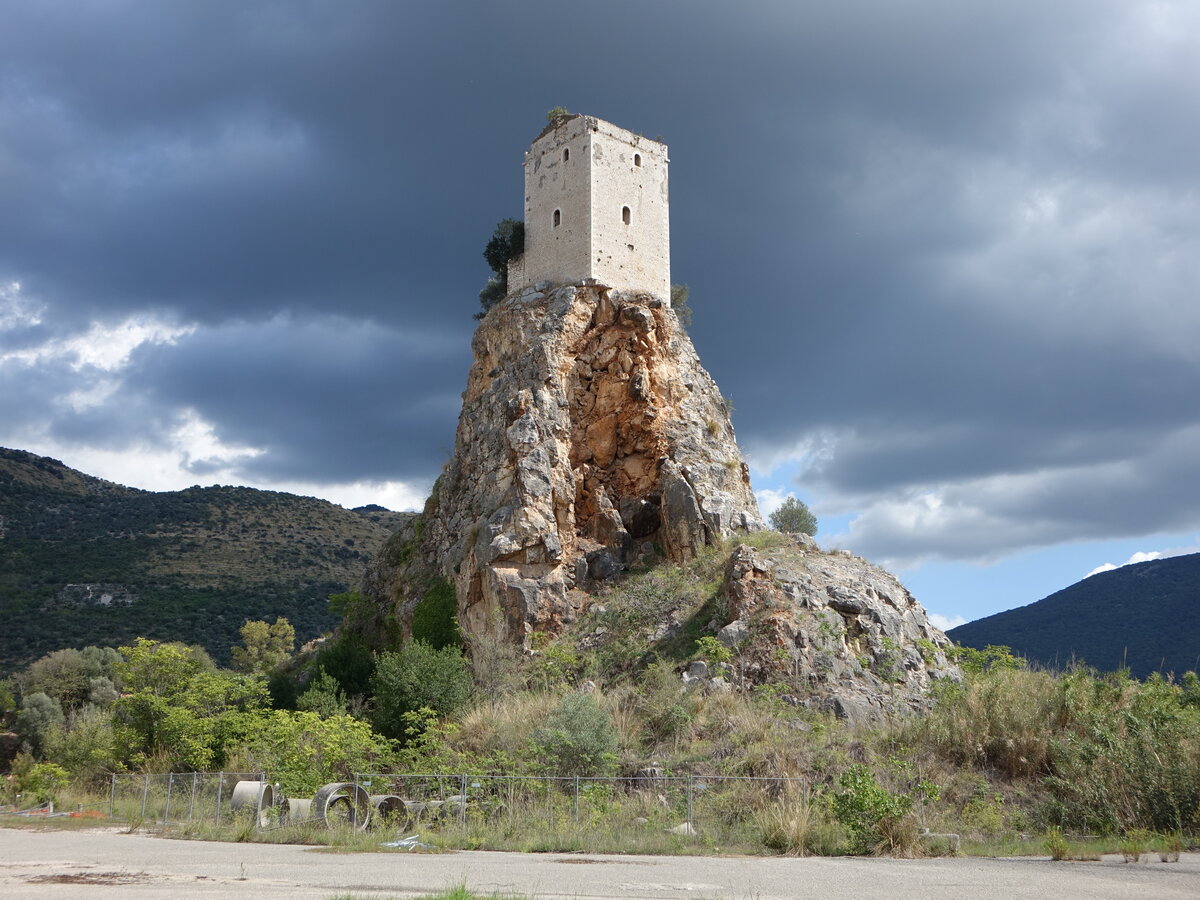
<box><xmin>508</xmin><ymin>115</ymin><xmax>670</xmax><ymax>300</ymax></box>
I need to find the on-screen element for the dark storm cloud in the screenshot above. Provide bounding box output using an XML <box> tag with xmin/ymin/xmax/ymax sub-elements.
<box><xmin>125</xmin><ymin>315</ymin><xmax>470</xmax><ymax>483</ymax></box>
<box><xmin>3</xmin><ymin>1</ymin><xmax>1198</xmax><ymax>559</ymax></box>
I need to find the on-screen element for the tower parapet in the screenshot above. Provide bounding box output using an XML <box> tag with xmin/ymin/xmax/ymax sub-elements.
<box><xmin>509</xmin><ymin>115</ymin><xmax>670</xmax><ymax>299</ymax></box>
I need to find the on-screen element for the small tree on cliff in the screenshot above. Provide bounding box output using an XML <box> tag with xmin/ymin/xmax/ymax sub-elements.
<box><xmin>477</xmin><ymin>218</ymin><xmax>525</xmax><ymax>319</ymax></box>
<box><xmin>671</xmin><ymin>284</ymin><xmax>692</xmax><ymax>327</ymax></box>
<box><xmin>769</xmin><ymin>496</ymin><xmax>818</xmax><ymax>536</ymax></box>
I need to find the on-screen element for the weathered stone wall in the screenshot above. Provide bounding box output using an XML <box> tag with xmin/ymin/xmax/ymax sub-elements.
<box><xmin>587</xmin><ymin>118</ymin><xmax>670</xmax><ymax>299</ymax></box>
<box><xmin>512</xmin><ymin>115</ymin><xmax>670</xmax><ymax>299</ymax></box>
<box><xmin>423</xmin><ymin>282</ymin><xmax>762</xmax><ymax>646</ymax></box>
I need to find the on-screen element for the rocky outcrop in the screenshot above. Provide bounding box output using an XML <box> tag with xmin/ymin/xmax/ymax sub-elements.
<box><xmin>359</xmin><ymin>283</ymin><xmax>960</xmax><ymax>716</ymax></box>
<box><xmin>407</xmin><ymin>282</ymin><xmax>763</xmax><ymax>647</ymax></box>
<box><xmin>714</xmin><ymin>539</ymin><xmax>960</xmax><ymax>723</ymax></box>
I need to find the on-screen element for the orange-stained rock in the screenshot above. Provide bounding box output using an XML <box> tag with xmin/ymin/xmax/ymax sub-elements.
<box><xmin>405</xmin><ymin>283</ymin><xmax>764</xmax><ymax>648</ymax></box>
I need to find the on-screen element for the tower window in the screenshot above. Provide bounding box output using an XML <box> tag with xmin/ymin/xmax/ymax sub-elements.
<box><xmin>553</xmin><ymin>209</ymin><xmax>561</xmax><ymax>227</ymax></box>
<box><xmin>634</xmin><ymin>153</ymin><xmax>642</xmax><ymax>167</ymax></box>
<box><xmin>622</xmin><ymin>206</ymin><xmax>631</xmax><ymax>225</ymax></box>
<box><xmin>563</xmin><ymin>147</ymin><xmax>570</xmax><ymax>162</ymax></box>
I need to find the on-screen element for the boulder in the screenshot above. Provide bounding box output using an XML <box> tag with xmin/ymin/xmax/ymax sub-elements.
<box><xmin>715</xmin><ymin>538</ymin><xmax>961</xmax><ymax>719</ymax></box>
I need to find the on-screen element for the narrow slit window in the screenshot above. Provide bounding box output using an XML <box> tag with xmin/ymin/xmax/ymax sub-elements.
<box><xmin>563</xmin><ymin>147</ymin><xmax>570</xmax><ymax>162</ymax></box>
<box><xmin>634</xmin><ymin>153</ymin><xmax>642</xmax><ymax>167</ymax></box>
<box><xmin>553</xmin><ymin>209</ymin><xmax>561</xmax><ymax>227</ymax></box>
<box><xmin>622</xmin><ymin>206</ymin><xmax>631</xmax><ymax>225</ymax></box>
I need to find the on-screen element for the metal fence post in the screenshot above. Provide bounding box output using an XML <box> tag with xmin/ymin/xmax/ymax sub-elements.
<box><xmin>254</xmin><ymin>773</ymin><xmax>265</xmax><ymax>832</ymax></box>
<box><xmin>459</xmin><ymin>774</ymin><xmax>468</xmax><ymax>826</ymax></box>
<box><xmin>163</xmin><ymin>773</ymin><xmax>174</xmax><ymax>823</ymax></box>
<box><xmin>139</xmin><ymin>774</ymin><xmax>149</xmax><ymax>821</ymax></box>
<box><xmin>188</xmin><ymin>772</ymin><xmax>198</xmax><ymax>821</ymax></box>
<box><xmin>686</xmin><ymin>775</ymin><xmax>694</xmax><ymax>831</ymax></box>
<box><xmin>108</xmin><ymin>773</ymin><xmax>116</xmax><ymax>819</ymax></box>
<box><xmin>215</xmin><ymin>772</ymin><xmax>224</xmax><ymax>823</ymax></box>
<box><xmin>573</xmin><ymin>776</ymin><xmax>580</xmax><ymax>823</ymax></box>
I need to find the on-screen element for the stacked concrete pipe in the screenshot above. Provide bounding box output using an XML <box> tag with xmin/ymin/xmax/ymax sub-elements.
<box><xmin>368</xmin><ymin>794</ymin><xmax>411</xmax><ymax>829</ymax></box>
<box><xmin>310</xmin><ymin>782</ymin><xmax>371</xmax><ymax>830</ymax></box>
<box><xmin>229</xmin><ymin>780</ymin><xmax>279</xmax><ymax>827</ymax></box>
<box><xmin>283</xmin><ymin>797</ymin><xmax>312</xmax><ymax>825</ymax></box>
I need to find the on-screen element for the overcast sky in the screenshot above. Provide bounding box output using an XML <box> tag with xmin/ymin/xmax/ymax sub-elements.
<box><xmin>3</xmin><ymin>1</ymin><xmax>1198</xmax><ymax>628</ymax></box>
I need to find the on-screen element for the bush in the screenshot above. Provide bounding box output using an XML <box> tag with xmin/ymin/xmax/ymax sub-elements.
<box><xmin>296</xmin><ymin>669</ymin><xmax>348</xmax><ymax>718</ymax></box>
<box><xmin>14</xmin><ymin>692</ymin><xmax>64</xmax><ymax>756</ymax></box>
<box><xmin>10</xmin><ymin>755</ymin><xmax>70</xmax><ymax>804</ymax></box>
<box><xmin>1042</xmin><ymin>669</ymin><xmax>1200</xmax><ymax>833</ymax></box>
<box><xmin>43</xmin><ymin>706</ymin><xmax>121</xmax><ymax>785</ymax></box>
<box><xmin>313</xmin><ymin>631</ymin><xmax>376</xmax><ymax>702</ymax></box>
<box><xmin>532</xmin><ymin>692</ymin><xmax>618</xmax><ymax>777</ymax></box>
<box><xmin>230</xmin><ymin>617</ymin><xmax>295</xmax><ymax>674</ymax></box>
<box><xmin>830</xmin><ymin>764</ymin><xmax>924</xmax><ymax>855</ymax></box>
<box><xmin>768</xmin><ymin>497</ymin><xmax>818</xmax><ymax>536</ymax></box>
<box><xmin>112</xmin><ymin>638</ymin><xmax>269</xmax><ymax>771</ymax></box>
<box><xmin>370</xmin><ymin>641</ymin><xmax>472</xmax><ymax>741</ymax></box>
<box><xmin>411</xmin><ymin>577</ymin><xmax>462</xmax><ymax>650</ymax></box>
<box><xmin>16</xmin><ymin>646</ymin><xmax>121</xmax><ymax>710</ymax></box>
<box><xmin>238</xmin><ymin>710</ymin><xmax>391</xmax><ymax>795</ymax></box>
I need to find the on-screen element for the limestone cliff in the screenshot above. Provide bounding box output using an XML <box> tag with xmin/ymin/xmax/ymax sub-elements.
<box><xmin>360</xmin><ymin>281</ymin><xmax>962</xmax><ymax>716</ymax></box>
<box><xmin>424</xmin><ymin>282</ymin><xmax>763</xmax><ymax>645</ymax></box>
<box><xmin>362</xmin><ymin>282</ymin><xmax>763</xmax><ymax>648</ymax></box>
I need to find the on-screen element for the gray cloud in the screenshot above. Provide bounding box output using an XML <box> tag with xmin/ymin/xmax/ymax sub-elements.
<box><xmin>2</xmin><ymin>1</ymin><xmax>1198</xmax><ymax>560</ymax></box>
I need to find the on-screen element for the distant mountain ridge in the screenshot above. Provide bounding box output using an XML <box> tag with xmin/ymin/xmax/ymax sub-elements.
<box><xmin>0</xmin><ymin>447</ymin><xmax>413</xmax><ymax>673</ymax></box>
<box><xmin>948</xmin><ymin>553</ymin><xmax>1200</xmax><ymax>678</ymax></box>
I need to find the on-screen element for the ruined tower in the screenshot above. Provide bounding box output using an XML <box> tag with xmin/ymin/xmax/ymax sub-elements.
<box><xmin>508</xmin><ymin>115</ymin><xmax>670</xmax><ymax>299</ymax></box>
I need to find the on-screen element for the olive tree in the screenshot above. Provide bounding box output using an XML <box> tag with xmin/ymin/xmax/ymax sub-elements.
<box><xmin>769</xmin><ymin>496</ymin><xmax>818</xmax><ymax>536</ymax></box>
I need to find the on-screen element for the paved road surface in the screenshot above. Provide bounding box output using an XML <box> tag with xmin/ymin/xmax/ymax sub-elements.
<box><xmin>2</xmin><ymin>827</ymin><xmax>1199</xmax><ymax>899</ymax></box>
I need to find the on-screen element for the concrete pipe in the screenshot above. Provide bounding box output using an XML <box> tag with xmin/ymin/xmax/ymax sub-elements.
<box><xmin>368</xmin><ymin>794</ymin><xmax>411</xmax><ymax>830</ymax></box>
<box><xmin>283</xmin><ymin>797</ymin><xmax>312</xmax><ymax>825</ymax></box>
<box><xmin>230</xmin><ymin>781</ymin><xmax>275</xmax><ymax>827</ymax></box>
<box><xmin>311</xmin><ymin>782</ymin><xmax>371</xmax><ymax>830</ymax></box>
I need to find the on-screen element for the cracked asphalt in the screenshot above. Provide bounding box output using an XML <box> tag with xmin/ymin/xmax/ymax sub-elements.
<box><xmin>2</xmin><ymin>827</ymin><xmax>1199</xmax><ymax>899</ymax></box>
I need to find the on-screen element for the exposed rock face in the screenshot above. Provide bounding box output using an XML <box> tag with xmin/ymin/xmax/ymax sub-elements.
<box><xmin>715</xmin><ymin>539</ymin><xmax>960</xmax><ymax>723</ymax></box>
<box><xmin>359</xmin><ymin>285</ymin><xmax>959</xmax><ymax>718</ymax></box>
<box><xmin>424</xmin><ymin>283</ymin><xmax>764</xmax><ymax>646</ymax></box>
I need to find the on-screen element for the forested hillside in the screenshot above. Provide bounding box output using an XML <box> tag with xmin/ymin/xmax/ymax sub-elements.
<box><xmin>949</xmin><ymin>553</ymin><xmax>1200</xmax><ymax>678</ymax></box>
<box><xmin>0</xmin><ymin>448</ymin><xmax>412</xmax><ymax>673</ymax></box>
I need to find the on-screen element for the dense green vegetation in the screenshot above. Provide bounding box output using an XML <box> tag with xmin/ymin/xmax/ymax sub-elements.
<box><xmin>5</xmin><ymin>449</ymin><xmax>1200</xmax><ymax>856</ymax></box>
<box><xmin>949</xmin><ymin>552</ymin><xmax>1200</xmax><ymax>678</ymax></box>
<box><xmin>5</xmin><ymin>535</ymin><xmax>1200</xmax><ymax>858</ymax></box>
<box><xmin>0</xmin><ymin>448</ymin><xmax>408</xmax><ymax>672</ymax></box>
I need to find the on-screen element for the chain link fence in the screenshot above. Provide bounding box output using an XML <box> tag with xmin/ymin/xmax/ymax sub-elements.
<box><xmin>107</xmin><ymin>772</ymin><xmax>270</xmax><ymax>825</ymax></box>
<box><xmin>99</xmin><ymin>770</ymin><xmax>806</xmax><ymax>847</ymax></box>
<box><xmin>352</xmin><ymin>771</ymin><xmax>802</xmax><ymax>846</ymax></box>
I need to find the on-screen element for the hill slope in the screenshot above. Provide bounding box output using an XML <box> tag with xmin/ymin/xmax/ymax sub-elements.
<box><xmin>0</xmin><ymin>448</ymin><xmax>412</xmax><ymax>673</ymax></box>
<box><xmin>948</xmin><ymin>553</ymin><xmax>1200</xmax><ymax>678</ymax></box>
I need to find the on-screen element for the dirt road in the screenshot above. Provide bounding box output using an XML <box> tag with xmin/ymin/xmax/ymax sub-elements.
<box><xmin>2</xmin><ymin>827</ymin><xmax>1199</xmax><ymax>899</ymax></box>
